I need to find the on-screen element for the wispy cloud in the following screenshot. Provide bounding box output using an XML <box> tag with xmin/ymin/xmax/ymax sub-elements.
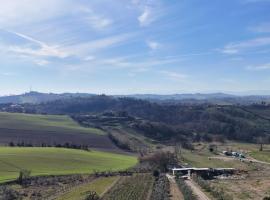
<box><xmin>3</xmin><ymin>30</ymin><xmax>135</xmax><ymax>66</ymax></box>
<box><xmin>246</xmin><ymin>63</ymin><xmax>270</xmax><ymax>71</ymax></box>
<box><xmin>146</xmin><ymin>40</ymin><xmax>161</xmax><ymax>50</ymax></box>
<box><xmin>221</xmin><ymin>37</ymin><xmax>270</xmax><ymax>54</ymax></box>
<box><xmin>138</xmin><ymin>7</ymin><xmax>153</xmax><ymax>26</ymax></box>
<box><xmin>88</xmin><ymin>16</ymin><xmax>112</xmax><ymax>30</ymax></box>
<box><xmin>0</xmin><ymin>72</ymin><xmax>15</xmax><ymax>76</ymax></box>
<box><xmin>6</xmin><ymin>30</ymin><xmax>69</xmax><ymax>59</ymax></box>
<box><xmin>0</xmin><ymin>0</ymin><xmax>72</xmax><ymax>27</ymax></box>
<box><xmin>248</xmin><ymin>22</ymin><xmax>270</xmax><ymax>33</ymax></box>
<box><xmin>69</xmin><ymin>33</ymin><xmax>136</xmax><ymax>57</ymax></box>
<box><xmin>78</xmin><ymin>6</ymin><xmax>113</xmax><ymax>30</ymax></box>
<box><xmin>133</xmin><ymin>0</ymin><xmax>163</xmax><ymax>27</ymax></box>
<box><xmin>81</xmin><ymin>56</ymin><xmax>181</xmax><ymax>71</ymax></box>
<box><xmin>159</xmin><ymin>70</ymin><xmax>188</xmax><ymax>81</ymax></box>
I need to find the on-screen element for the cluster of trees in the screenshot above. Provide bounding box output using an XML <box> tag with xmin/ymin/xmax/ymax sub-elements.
<box><xmin>8</xmin><ymin>142</ymin><xmax>89</xmax><ymax>151</ymax></box>
<box><xmin>139</xmin><ymin>151</ymin><xmax>178</xmax><ymax>172</ymax></box>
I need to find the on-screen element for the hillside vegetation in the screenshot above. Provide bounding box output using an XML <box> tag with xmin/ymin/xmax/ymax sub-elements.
<box><xmin>14</xmin><ymin>95</ymin><xmax>270</xmax><ymax>143</ymax></box>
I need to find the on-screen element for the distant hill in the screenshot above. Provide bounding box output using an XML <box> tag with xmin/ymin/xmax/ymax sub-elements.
<box><xmin>120</xmin><ymin>93</ymin><xmax>236</xmax><ymax>100</ymax></box>
<box><xmin>1</xmin><ymin>91</ymin><xmax>270</xmax><ymax>105</ymax></box>
<box><xmin>0</xmin><ymin>91</ymin><xmax>95</xmax><ymax>104</ymax></box>
<box><xmin>119</xmin><ymin>93</ymin><xmax>270</xmax><ymax>105</ymax></box>
<box><xmin>3</xmin><ymin>95</ymin><xmax>269</xmax><ymax>143</ymax></box>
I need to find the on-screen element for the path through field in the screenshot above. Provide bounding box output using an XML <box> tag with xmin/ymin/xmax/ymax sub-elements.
<box><xmin>166</xmin><ymin>174</ymin><xmax>184</xmax><ymax>200</ymax></box>
<box><xmin>185</xmin><ymin>180</ymin><xmax>211</xmax><ymax>200</ymax></box>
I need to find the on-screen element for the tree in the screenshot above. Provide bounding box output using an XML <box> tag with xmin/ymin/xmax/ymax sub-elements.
<box><xmin>175</xmin><ymin>143</ymin><xmax>182</xmax><ymax>160</ymax></box>
<box><xmin>8</xmin><ymin>142</ymin><xmax>14</xmax><ymax>147</ymax></box>
<box><xmin>84</xmin><ymin>191</ymin><xmax>100</xmax><ymax>200</ymax></box>
<box><xmin>257</xmin><ymin>136</ymin><xmax>266</xmax><ymax>151</ymax></box>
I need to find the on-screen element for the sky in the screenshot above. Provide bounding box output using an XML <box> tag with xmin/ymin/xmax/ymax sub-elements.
<box><xmin>0</xmin><ymin>0</ymin><xmax>270</xmax><ymax>95</ymax></box>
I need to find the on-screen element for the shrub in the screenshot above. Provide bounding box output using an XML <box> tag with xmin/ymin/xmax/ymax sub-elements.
<box><xmin>153</xmin><ymin>170</ymin><xmax>160</xmax><ymax>178</ymax></box>
<box><xmin>17</xmin><ymin>169</ymin><xmax>31</xmax><ymax>186</ymax></box>
<box><xmin>84</xmin><ymin>191</ymin><xmax>100</xmax><ymax>200</ymax></box>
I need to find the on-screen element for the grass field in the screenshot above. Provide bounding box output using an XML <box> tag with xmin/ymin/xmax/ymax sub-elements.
<box><xmin>249</xmin><ymin>151</ymin><xmax>270</xmax><ymax>163</ymax></box>
<box><xmin>216</xmin><ymin>142</ymin><xmax>270</xmax><ymax>163</ymax></box>
<box><xmin>180</xmin><ymin>144</ymin><xmax>252</xmax><ymax>170</ymax></box>
<box><xmin>57</xmin><ymin>177</ymin><xmax>118</xmax><ymax>200</ymax></box>
<box><xmin>0</xmin><ymin>112</ymin><xmax>103</xmax><ymax>135</ymax></box>
<box><xmin>0</xmin><ymin>147</ymin><xmax>137</xmax><ymax>183</ymax></box>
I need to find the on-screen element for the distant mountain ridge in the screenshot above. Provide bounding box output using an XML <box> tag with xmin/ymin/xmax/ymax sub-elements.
<box><xmin>1</xmin><ymin>91</ymin><xmax>270</xmax><ymax>105</ymax></box>
<box><xmin>120</xmin><ymin>93</ymin><xmax>236</xmax><ymax>100</ymax></box>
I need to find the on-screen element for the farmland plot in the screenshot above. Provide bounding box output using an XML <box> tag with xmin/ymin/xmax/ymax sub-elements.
<box><xmin>102</xmin><ymin>174</ymin><xmax>154</xmax><ymax>200</ymax></box>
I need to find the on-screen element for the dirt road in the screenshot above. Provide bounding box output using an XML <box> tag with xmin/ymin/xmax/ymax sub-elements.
<box><xmin>185</xmin><ymin>180</ymin><xmax>211</xmax><ymax>200</ymax></box>
<box><xmin>209</xmin><ymin>155</ymin><xmax>270</xmax><ymax>165</ymax></box>
<box><xmin>166</xmin><ymin>174</ymin><xmax>184</xmax><ymax>200</ymax></box>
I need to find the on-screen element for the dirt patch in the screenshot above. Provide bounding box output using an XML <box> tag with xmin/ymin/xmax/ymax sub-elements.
<box><xmin>210</xmin><ymin>163</ymin><xmax>270</xmax><ymax>200</ymax></box>
<box><xmin>3</xmin><ymin>175</ymin><xmax>95</xmax><ymax>200</ymax></box>
<box><xmin>166</xmin><ymin>174</ymin><xmax>184</xmax><ymax>200</ymax></box>
<box><xmin>185</xmin><ymin>180</ymin><xmax>211</xmax><ymax>200</ymax></box>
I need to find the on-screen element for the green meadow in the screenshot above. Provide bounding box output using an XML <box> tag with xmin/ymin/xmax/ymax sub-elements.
<box><xmin>0</xmin><ymin>147</ymin><xmax>137</xmax><ymax>183</ymax></box>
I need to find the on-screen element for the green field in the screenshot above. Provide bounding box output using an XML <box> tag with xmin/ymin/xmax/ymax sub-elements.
<box><xmin>249</xmin><ymin>151</ymin><xmax>270</xmax><ymax>163</ymax></box>
<box><xmin>57</xmin><ymin>177</ymin><xmax>118</xmax><ymax>200</ymax></box>
<box><xmin>0</xmin><ymin>147</ymin><xmax>137</xmax><ymax>183</ymax></box>
<box><xmin>0</xmin><ymin>112</ymin><xmax>103</xmax><ymax>135</ymax></box>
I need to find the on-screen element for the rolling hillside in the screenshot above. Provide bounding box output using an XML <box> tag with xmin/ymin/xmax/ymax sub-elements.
<box><xmin>0</xmin><ymin>147</ymin><xmax>137</xmax><ymax>182</ymax></box>
<box><xmin>0</xmin><ymin>112</ymin><xmax>118</xmax><ymax>151</ymax></box>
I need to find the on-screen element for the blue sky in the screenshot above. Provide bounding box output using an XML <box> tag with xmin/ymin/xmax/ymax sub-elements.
<box><xmin>0</xmin><ymin>0</ymin><xmax>270</xmax><ymax>95</ymax></box>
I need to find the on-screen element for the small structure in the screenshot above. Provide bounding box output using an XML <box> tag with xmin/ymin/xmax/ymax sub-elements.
<box><xmin>171</xmin><ymin>167</ymin><xmax>235</xmax><ymax>179</ymax></box>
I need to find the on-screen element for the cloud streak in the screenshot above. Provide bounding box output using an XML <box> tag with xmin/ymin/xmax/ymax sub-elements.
<box><xmin>3</xmin><ymin>29</ymin><xmax>135</xmax><ymax>66</ymax></box>
<box><xmin>159</xmin><ymin>70</ymin><xmax>188</xmax><ymax>81</ymax></box>
<box><xmin>249</xmin><ymin>22</ymin><xmax>270</xmax><ymax>33</ymax></box>
<box><xmin>6</xmin><ymin>30</ymin><xmax>69</xmax><ymax>60</ymax></box>
<box><xmin>246</xmin><ymin>63</ymin><xmax>270</xmax><ymax>71</ymax></box>
<box><xmin>221</xmin><ymin>37</ymin><xmax>270</xmax><ymax>54</ymax></box>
